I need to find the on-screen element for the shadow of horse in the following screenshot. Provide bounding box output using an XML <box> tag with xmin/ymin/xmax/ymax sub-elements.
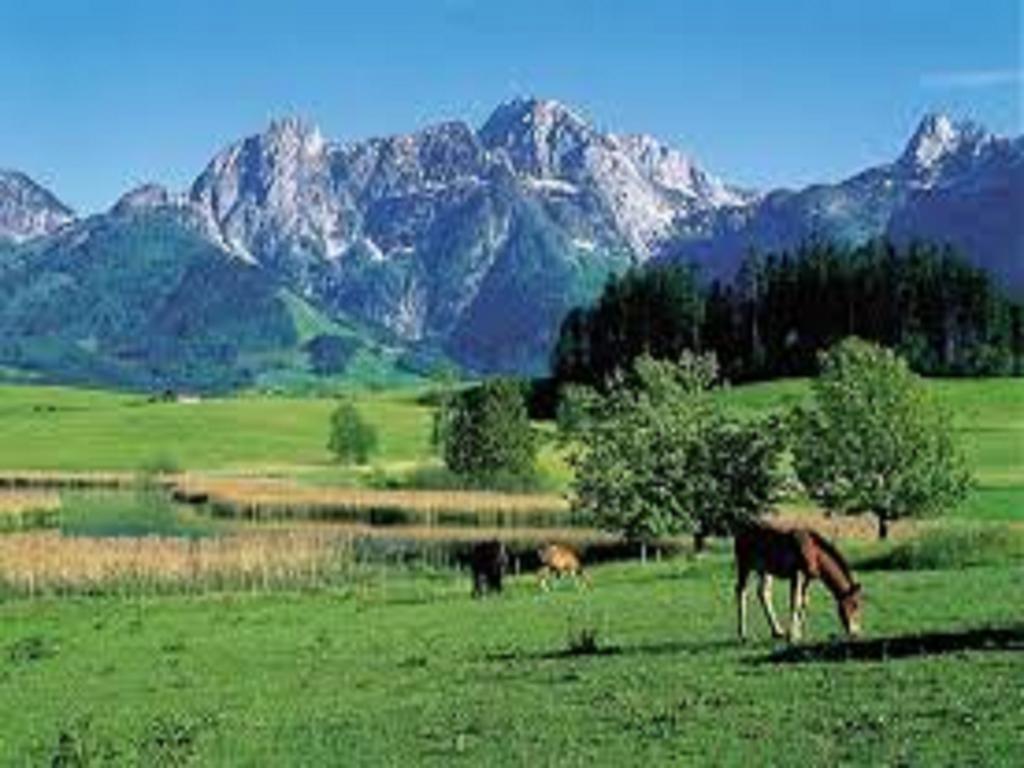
<box><xmin>484</xmin><ymin>637</ymin><xmax>740</xmax><ymax>663</ymax></box>
<box><xmin>759</xmin><ymin>624</ymin><xmax>1024</xmax><ymax>664</ymax></box>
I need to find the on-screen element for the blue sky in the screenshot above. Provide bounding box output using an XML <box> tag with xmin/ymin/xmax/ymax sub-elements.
<box><xmin>1</xmin><ymin>0</ymin><xmax>1020</xmax><ymax>213</ymax></box>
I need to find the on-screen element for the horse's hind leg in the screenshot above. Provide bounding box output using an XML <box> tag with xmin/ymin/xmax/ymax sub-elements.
<box><xmin>537</xmin><ymin>566</ymin><xmax>551</xmax><ymax>592</ymax></box>
<box><xmin>735</xmin><ymin>568</ymin><xmax>750</xmax><ymax>640</ymax></box>
<box><xmin>758</xmin><ymin>574</ymin><xmax>785</xmax><ymax>638</ymax></box>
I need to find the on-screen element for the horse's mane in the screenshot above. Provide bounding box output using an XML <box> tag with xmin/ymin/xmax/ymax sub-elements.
<box><xmin>808</xmin><ymin>529</ymin><xmax>854</xmax><ymax>582</ymax></box>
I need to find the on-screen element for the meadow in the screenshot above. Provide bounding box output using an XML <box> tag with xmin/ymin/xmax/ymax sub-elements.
<box><xmin>0</xmin><ymin>378</ymin><xmax>1020</xmax><ymax>521</ymax></box>
<box><xmin>1</xmin><ymin>556</ymin><xmax>1021</xmax><ymax>765</ymax></box>
<box><xmin>0</xmin><ymin>378</ymin><xmax>1022</xmax><ymax>764</ymax></box>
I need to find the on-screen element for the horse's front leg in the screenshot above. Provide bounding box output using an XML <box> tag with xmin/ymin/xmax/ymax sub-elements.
<box><xmin>735</xmin><ymin>569</ymin><xmax>750</xmax><ymax>641</ymax></box>
<box><xmin>758</xmin><ymin>574</ymin><xmax>785</xmax><ymax>638</ymax></box>
<box><xmin>799</xmin><ymin>575</ymin><xmax>811</xmax><ymax>623</ymax></box>
<box><xmin>788</xmin><ymin>572</ymin><xmax>805</xmax><ymax>642</ymax></box>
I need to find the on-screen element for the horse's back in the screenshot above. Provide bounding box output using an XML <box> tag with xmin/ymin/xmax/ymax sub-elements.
<box><xmin>734</xmin><ymin>523</ymin><xmax>808</xmax><ymax>577</ymax></box>
<box><xmin>540</xmin><ymin>544</ymin><xmax>582</xmax><ymax>573</ymax></box>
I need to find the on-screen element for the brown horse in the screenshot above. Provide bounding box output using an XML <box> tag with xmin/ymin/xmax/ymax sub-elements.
<box><xmin>537</xmin><ymin>544</ymin><xmax>589</xmax><ymax>591</ymax></box>
<box><xmin>734</xmin><ymin>523</ymin><xmax>862</xmax><ymax>641</ymax></box>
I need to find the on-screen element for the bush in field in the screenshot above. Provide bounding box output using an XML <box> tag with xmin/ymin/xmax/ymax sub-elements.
<box><xmin>139</xmin><ymin>453</ymin><xmax>181</xmax><ymax>476</ymax></box>
<box><xmin>565</xmin><ymin>352</ymin><xmax>787</xmax><ymax>550</ymax></box>
<box><xmin>439</xmin><ymin>378</ymin><xmax>537</xmax><ymax>486</ymax></box>
<box><xmin>792</xmin><ymin>338</ymin><xmax>971</xmax><ymax>539</ymax></box>
<box><xmin>327</xmin><ymin>400</ymin><xmax>378</xmax><ymax>465</ymax></box>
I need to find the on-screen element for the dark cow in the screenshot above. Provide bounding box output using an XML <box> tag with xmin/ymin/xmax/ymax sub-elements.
<box><xmin>469</xmin><ymin>540</ymin><xmax>508</xmax><ymax>597</ymax></box>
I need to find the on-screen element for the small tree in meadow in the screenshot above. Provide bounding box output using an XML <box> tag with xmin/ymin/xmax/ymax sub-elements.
<box><xmin>440</xmin><ymin>378</ymin><xmax>537</xmax><ymax>486</ymax></box>
<box><xmin>792</xmin><ymin>338</ymin><xmax>971</xmax><ymax>539</ymax></box>
<box><xmin>327</xmin><ymin>399</ymin><xmax>378</xmax><ymax>465</ymax></box>
<box><xmin>566</xmin><ymin>352</ymin><xmax>787</xmax><ymax>551</ymax></box>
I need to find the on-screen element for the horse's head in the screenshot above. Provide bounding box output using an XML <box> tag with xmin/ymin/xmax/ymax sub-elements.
<box><xmin>837</xmin><ymin>583</ymin><xmax>863</xmax><ymax>636</ymax></box>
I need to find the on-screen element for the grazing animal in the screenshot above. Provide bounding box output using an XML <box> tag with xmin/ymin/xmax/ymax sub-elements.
<box><xmin>537</xmin><ymin>544</ymin><xmax>589</xmax><ymax>591</ymax></box>
<box><xmin>734</xmin><ymin>523</ymin><xmax>862</xmax><ymax>641</ymax></box>
<box><xmin>469</xmin><ymin>540</ymin><xmax>508</xmax><ymax>597</ymax></box>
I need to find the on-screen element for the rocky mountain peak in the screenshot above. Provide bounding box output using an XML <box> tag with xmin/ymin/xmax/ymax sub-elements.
<box><xmin>616</xmin><ymin>133</ymin><xmax>753</xmax><ymax>208</ymax></box>
<box><xmin>188</xmin><ymin>115</ymin><xmax>350</xmax><ymax>261</ymax></box>
<box><xmin>264</xmin><ymin>116</ymin><xmax>327</xmax><ymax>158</ymax></box>
<box><xmin>899</xmin><ymin>112</ymin><xmax>991</xmax><ymax>174</ymax></box>
<box><xmin>0</xmin><ymin>170</ymin><xmax>75</xmax><ymax>242</ymax></box>
<box><xmin>111</xmin><ymin>183</ymin><xmax>178</xmax><ymax>215</ymax></box>
<box><xmin>478</xmin><ymin>97</ymin><xmax>597</xmax><ymax>178</ymax></box>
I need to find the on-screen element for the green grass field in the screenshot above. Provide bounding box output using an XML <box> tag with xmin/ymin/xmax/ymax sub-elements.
<box><xmin>0</xmin><ymin>378</ymin><xmax>1022</xmax><ymax>764</ymax></box>
<box><xmin>1</xmin><ymin>377</ymin><xmax>1019</xmax><ymax>520</ymax></box>
<box><xmin>0</xmin><ymin>385</ymin><xmax>435</xmax><ymax>472</ymax></box>
<box><xmin>1</xmin><ymin>556</ymin><xmax>1021</xmax><ymax>765</ymax></box>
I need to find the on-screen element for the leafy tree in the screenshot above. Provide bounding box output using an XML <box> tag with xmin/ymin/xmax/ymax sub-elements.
<box><xmin>792</xmin><ymin>338</ymin><xmax>971</xmax><ymax>539</ymax></box>
<box><xmin>440</xmin><ymin>378</ymin><xmax>537</xmax><ymax>484</ymax></box>
<box><xmin>566</xmin><ymin>353</ymin><xmax>787</xmax><ymax>550</ymax></box>
<box><xmin>327</xmin><ymin>399</ymin><xmax>378</xmax><ymax>465</ymax></box>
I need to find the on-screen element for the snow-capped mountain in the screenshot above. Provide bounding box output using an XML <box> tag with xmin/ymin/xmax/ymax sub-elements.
<box><xmin>477</xmin><ymin>98</ymin><xmax>749</xmax><ymax>255</ymax></box>
<box><xmin>182</xmin><ymin>98</ymin><xmax>749</xmax><ymax>363</ymax></box>
<box><xmin>670</xmin><ymin>113</ymin><xmax>1024</xmax><ymax>294</ymax></box>
<box><xmin>0</xmin><ymin>170</ymin><xmax>74</xmax><ymax>243</ymax></box>
<box><xmin>189</xmin><ymin>98</ymin><xmax>747</xmax><ymax>273</ymax></box>
<box><xmin>0</xmin><ymin>101</ymin><xmax>1019</xmax><ymax>389</ymax></box>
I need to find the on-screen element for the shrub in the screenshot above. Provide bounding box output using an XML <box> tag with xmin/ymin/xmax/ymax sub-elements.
<box><xmin>327</xmin><ymin>400</ymin><xmax>379</xmax><ymax>465</ymax></box>
<box><xmin>139</xmin><ymin>453</ymin><xmax>181</xmax><ymax>477</ymax></box>
<box><xmin>860</xmin><ymin>526</ymin><xmax>1024</xmax><ymax>571</ymax></box>
<box><xmin>305</xmin><ymin>334</ymin><xmax>360</xmax><ymax>376</ymax></box>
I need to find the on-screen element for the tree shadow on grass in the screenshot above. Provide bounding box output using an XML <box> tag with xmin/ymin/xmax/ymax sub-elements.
<box><xmin>759</xmin><ymin>624</ymin><xmax>1024</xmax><ymax>665</ymax></box>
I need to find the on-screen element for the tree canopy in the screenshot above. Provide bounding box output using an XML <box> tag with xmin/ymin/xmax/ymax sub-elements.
<box><xmin>439</xmin><ymin>378</ymin><xmax>538</xmax><ymax>486</ymax></box>
<box><xmin>552</xmin><ymin>239</ymin><xmax>1021</xmax><ymax>387</ymax></box>
<box><xmin>327</xmin><ymin>400</ymin><xmax>379</xmax><ymax>465</ymax></box>
<box><xmin>565</xmin><ymin>353</ymin><xmax>788</xmax><ymax>549</ymax></box>
<box><xmin>791</xmin><ymin>338</ymin><xmax>971</xmax><ymax>538</ymax></box>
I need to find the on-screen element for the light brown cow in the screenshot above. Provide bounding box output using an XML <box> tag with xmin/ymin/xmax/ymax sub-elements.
<box><xmin>537</xmin><ymin>544</ymin><xmax>590</xmax><ymax>591</ymax></box>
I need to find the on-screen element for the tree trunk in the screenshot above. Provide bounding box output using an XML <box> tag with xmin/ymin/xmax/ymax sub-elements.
<box><xmin>878</xmin><ymin>515</ymin><xmax>890</xmax><ymax>541</ymax></box>
<box><xmin>639</xmin><ymin>541</ymin><xmax>648</xmax><ymax>565</ymax></box>
<box><xmin>693</xmin><ymin>532</ymin><xmax>707</xmax><ymax>554</ymax></box>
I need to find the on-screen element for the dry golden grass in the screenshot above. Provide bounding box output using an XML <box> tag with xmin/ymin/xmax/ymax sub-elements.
<box><xmin>189</xmin><ymin>478</ymin><xmax>569</xmax><ymax>518</ymax></box>
<box><xmin>0</xmin><ymin>470</ymin><xmax>138</xmax><ymax>489</ymax></box>
<box><xmin>770</xmin><ymin>504</ymin><xmax>930</xmax><ymax>542</ymax></box>
<box><xmin>0</xmin><ymin>528</ymin><xmax>358</xmax><ymax>596</ymax></box>
<box><xmin>0</xmin><ymin>490</ymin><xmax>61</xmax><ymax>515</ymax></box>
<box><xmin>248</xmin><ymin>519</ymin><xmax>619</xmax><ymax>546</ymax></box>
<box><xmin>0</xmin><ymin>490</ymin><xmax>62</xmax><ymax>532</ymax></box>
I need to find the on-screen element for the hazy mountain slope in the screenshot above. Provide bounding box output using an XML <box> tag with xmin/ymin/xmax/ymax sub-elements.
<box><xmin>668</xmin><ymin>114</ymin><xmax>1024</xmax><ymax>292</ymax></box>
<box><xmin>0</xmin><ymin>206</ymin><xmax>297</xmax><ymax>389</ymax></box>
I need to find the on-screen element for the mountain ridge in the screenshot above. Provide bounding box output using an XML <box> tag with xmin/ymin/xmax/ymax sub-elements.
<box><xmin>1</xmin><ymin>100</ymin><xmax>1020</xmax><ymax>389</ymax></box>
